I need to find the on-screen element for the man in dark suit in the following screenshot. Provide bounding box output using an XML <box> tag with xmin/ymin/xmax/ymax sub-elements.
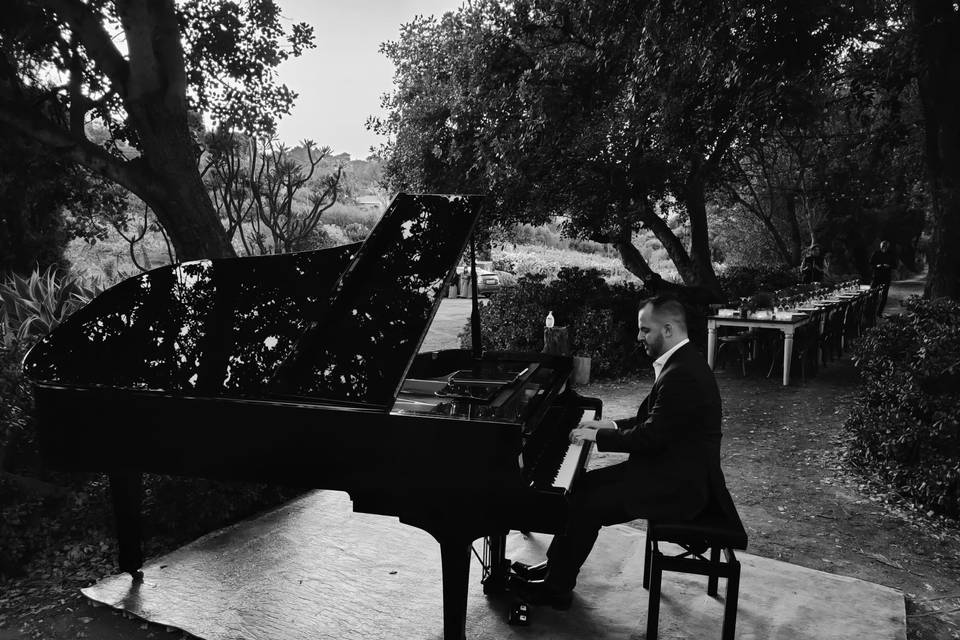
<box><xmin>799</xmin><ymin>244</ymin><xmax>825</xmax><ymax>284</ymax></box>
<box><xmin>514</xmin><ymin>294</ymin><xmax>723</xmax><ymax>608</ymax></box>
<box><xmin>870</xmin><ymin>240</ymin><xmax>898</xmax><ymax>317</ymax></box>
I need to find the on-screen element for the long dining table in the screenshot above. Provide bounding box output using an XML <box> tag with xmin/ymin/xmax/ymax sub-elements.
<box><xmin>706</xmin><ymin>286</ymin><xmax>873</xmax><ymax>385</ymax></box>
<box><xmin>706</xmin><ymin>311</ymin><xmax>812</xmax><ymax>385</ymax></box>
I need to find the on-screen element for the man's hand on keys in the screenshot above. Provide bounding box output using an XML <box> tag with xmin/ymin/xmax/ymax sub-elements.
<box><xmin>569</xmin><ymin>419</ymin><xmax>617</xmax><ymax>444</ymax></box>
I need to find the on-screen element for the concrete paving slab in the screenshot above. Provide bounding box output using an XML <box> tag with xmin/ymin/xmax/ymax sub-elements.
<box><xmin>83</xmin><ymin>490</ymin><xmax>905</xmax><ymax>640</ymax></box>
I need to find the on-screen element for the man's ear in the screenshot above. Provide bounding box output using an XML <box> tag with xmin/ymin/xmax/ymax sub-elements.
<box><xmin>662</xmin><ymin>322</ymin><xmax>673</xmax><ymax>337</ymax></box>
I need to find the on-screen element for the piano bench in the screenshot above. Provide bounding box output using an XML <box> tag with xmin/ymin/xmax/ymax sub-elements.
<box><xmin>641</xmin><ymin>490</ymin><xmax>748</xmax><ymax>640</ymax></box>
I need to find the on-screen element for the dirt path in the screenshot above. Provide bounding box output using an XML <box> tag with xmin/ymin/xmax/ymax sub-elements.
<box><xmin>579</xmin><ymin>275</ymin><xmax>959</xmax><ymax>639</ymax></box>
<box><xmin>3</xmin><ymin>277</ymin><xmax>957</xmax><ymax>640</ymax></box>
<box><xmin>582</xmin><ymin>359</ymin><xmax>960</xmax><ymax>640</ymax></box>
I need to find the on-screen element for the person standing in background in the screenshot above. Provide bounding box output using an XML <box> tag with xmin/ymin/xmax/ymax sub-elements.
<box><xmin>870</xmin><ymin>240</ymin><xmax>898</xmax><ymax>317</ymax></box>
<box><xmin>799</xmin><ymin>244</ymin><xmax>825</xmax><ymax>284</ymax></box>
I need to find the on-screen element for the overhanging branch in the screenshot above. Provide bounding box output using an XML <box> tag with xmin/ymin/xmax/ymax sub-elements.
<box><xmin>0</xmin><ymin>100</ymin><xmax>152</xmax><ymax>198</ymax></box>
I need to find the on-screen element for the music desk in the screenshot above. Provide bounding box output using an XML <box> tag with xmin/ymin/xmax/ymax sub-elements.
<box><xmin>706</xmin><ymin>312</ymin><xmax>812</xmax><ymax>386</ymax></box>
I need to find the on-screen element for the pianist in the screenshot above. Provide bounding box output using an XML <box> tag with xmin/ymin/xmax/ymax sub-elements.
<box><xmin>513</xmin><ymin>294</ymin><xmax>723</xmax><ymax>609</ymax></box>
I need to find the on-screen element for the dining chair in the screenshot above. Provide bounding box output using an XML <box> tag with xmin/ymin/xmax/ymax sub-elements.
<box><xmin>819</xmin><ymin>305</ymin><xmax>845</xmax><ymax>365</ymax></box>
<box><xmin>764</xmin><ymin>310</ymin><xmax>821</xmax><ymax>382</ymax></box>
<box><xmin>716</xmin><ymin>327</ymin><xmax>757</xmax><ymax>377</ymax></box>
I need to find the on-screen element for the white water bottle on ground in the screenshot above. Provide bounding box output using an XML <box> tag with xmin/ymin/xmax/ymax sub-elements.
<box><xmin>545</xmin><ymin>311</ymin><xmax>555</xmax><ymax>328</ymax></box>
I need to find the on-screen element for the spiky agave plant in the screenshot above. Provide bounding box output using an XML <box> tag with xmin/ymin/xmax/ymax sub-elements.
<box><xmin>0</xmin><ymin>267</ymin><xmax>102</xmax><ymax>347</ymax></box>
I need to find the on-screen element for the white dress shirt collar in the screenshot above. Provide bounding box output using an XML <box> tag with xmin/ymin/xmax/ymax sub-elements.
<box><xmin>653</xmin><ymin>338</ymin><xmax>690</xmax><ymax>381</ymax></box>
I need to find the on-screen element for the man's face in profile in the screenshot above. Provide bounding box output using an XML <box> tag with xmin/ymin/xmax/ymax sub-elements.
<box><xmin>637</xmin><ymin>304</ymin><xmax>665</xmax><ymax>360</ymax></box>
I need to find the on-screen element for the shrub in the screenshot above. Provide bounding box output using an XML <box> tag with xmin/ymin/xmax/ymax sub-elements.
<box><xmin>0</xmin><ymin>342</ymin><xmax>37</xmax><ymax>475</ymax></box>
<box><xmin>0</xmin><ymin>266</ymin><xmax>100</xmax><ymax>347</ymax></box>
<box><xmin>342</xmin><ymin>222</ymin><xmax>369</xmax><ymax>243</ymax></box>
<box><xmin>319</xmin><ymin>223</ymin><xmax>350</xmax><ymax>247</ymax></box>
<box><xmin>459</xmin><ymin>267</ymin><xmax>648</xmax><ymax>378</ymax></box>
<box><xmin>716</xmin><ymin>264</ymin><xmax>798</xmax><ymax>301</ymax></box>
<box><xmin>321</xmin><ymin>203</ymin><xmax>381</xmax><ymax>230</ymax></box>
<box><xmin>844</xmin><ymin>296</ymin><xmax>960</xmax><ymax>518</ymax></box>
<box><xmin>493</xmin><ymin>244</ymin><xmax>632</xmax><ymax>282</ymax></box>
<box><xmin>1</xmin><ymin>267</ymin><xmax>99</xmax><ymax>475</ymax></box>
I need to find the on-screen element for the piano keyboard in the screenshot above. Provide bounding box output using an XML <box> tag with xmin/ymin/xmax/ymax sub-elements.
<box><xmin>524</xmin><ymin>407</ymin><xmax>596</xmax><ymax>493</ymax></box>
<box><xmin>551</xmin><ymin>440</ymin><xmax>592</xmax><ymax>491</ymax></box>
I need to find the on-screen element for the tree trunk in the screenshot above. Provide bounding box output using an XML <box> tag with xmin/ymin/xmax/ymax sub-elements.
<box><xmin>915</xmin><ymin>1</ymin><xmax>960</xmax><ymax>300</ymax></box>
<box><xmin>136</xmin><ymin>166</ymin><xmax>235</xmax><ymax>261</ymax></box>
<box><xmin>613</xmin><ymin>238</ymin><xmax>656</xmax><ymax>281</ymax></box>
<box><xmin>635</xmin><ymin>203</ymin><xmax>698</xmax><ymax>282</ymax></box>
<box><xmin>784</xmin><ymin>192</ymin><xmax>804</xmax><ymax>266</ymax></box>
<box><xmin>118</xmin><ymin>0</ymin><xmax>235</xmax><ymax>262</ymax></box>
<box><xmin>681</xmin><ymin>176</ymin><xmax>723</xmax><ymax>299</ymax></box>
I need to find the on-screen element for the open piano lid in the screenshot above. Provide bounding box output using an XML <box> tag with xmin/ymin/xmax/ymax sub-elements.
<box><xmin>24</xmin><ymin>193</ymin><xmax>484</xmax><ymax>408</ymax></box>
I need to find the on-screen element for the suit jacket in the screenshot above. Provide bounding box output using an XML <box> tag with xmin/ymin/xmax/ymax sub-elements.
<box><xmin>799</xmin><ymin>255</ymin><xmax>825</xmax><ymax>284</ymax></box>
<box><xmin>870</xmin><ymin>249</ymin><xmax>897</xmax><ymax>284</ymax></box>
<box><xmin>594</xmin><ymin>342</ymin><xmax>722</xmax><ymax>520</ymax></box>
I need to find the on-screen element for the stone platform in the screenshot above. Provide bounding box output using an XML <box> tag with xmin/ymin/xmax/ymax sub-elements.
<box><xmin>82</xmin><ymin>490</ymin><xmax>905</xmax><ymax>639</ymax></box>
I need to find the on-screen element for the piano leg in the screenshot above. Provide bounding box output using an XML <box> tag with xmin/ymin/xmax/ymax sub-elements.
<box><xmin>434</xmin><ymin>532</ymin><xmax>473</xmax><ymax>640</ymax></box>
<box><xmin>108</xmin><ymin>472</ymin><xmax>144</xmax><ymax>581</ymax></box>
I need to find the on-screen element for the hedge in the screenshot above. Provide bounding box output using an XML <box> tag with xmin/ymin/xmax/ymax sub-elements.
<box><xmin>844</xmin><ymin>296</ymin><xmax>960</xmax><ymax>518</ymax></box>
<box><xmin>716</xmin><ymin>264</ymin><xmax>799</xmax><ymax>301</ymax></box>
<box><xmin>459</xmin><ymin>267</ymin><xmax>649</xmax><ymax>378</ymax></box>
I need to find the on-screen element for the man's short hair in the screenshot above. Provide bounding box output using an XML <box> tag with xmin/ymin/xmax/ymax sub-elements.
<box><xmin>640</xmin><ymin>294</ymin><xmax>689</xmax><ymax>332</ymax></box>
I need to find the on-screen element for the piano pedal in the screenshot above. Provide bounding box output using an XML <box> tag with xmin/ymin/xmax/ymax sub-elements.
<box><xmin>508</xmin><ymin>601</ymin><xmax>531</xmax><ymax>626</ymax></box>
<box><xmin>481</xmin><ymin>560</ymin><xmax>511</xmax><ymax>595</ymax></box>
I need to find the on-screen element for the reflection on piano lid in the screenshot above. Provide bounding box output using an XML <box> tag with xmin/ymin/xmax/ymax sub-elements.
<box><xmin>24</xmin><ymin>194</ymin><xmax>485</xmax><ymax>408</ymax></box>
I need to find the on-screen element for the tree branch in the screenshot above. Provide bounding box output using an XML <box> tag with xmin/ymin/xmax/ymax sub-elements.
<box><xmin>635</xmin><ymin>202</ymin><xmax>694</xmax><ymax>276</ymax></box>
<box><xmin>0</xmin><ymin>100</ymin><xmax>155</xmax><ymax>199</ymax></box>
<box><xmin>109</xmin><ymin>200</ymin><xmax>150</xmax><ymax>272</ymax></box>
<box><xmin>723</xmin><ymin>183</ymin><xmax>793</xmax><ymax>264</ymax></box>
<box><xmin>147</xmin><ymin>0</ymin><xmax>188</xmax><ymax>105</ymax></box>
<box><xmin>612</xmin><ymin>233</ymin><xmax>655</xmax><ymax>281</ymax></box>
<box><xmin>35</xmin><ymin>0</ymin><xmax>130</xmax><ymax>96</ymax></box>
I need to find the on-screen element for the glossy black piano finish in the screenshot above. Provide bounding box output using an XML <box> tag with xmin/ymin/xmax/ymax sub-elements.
<box><xmin>24</xmin><ymin>193</ymin><xmax>599</xmax><ymax>640</ymax></box>
<box><xmin>26</xmin><ymin>193</ymin><xmax>482</xmax><ymax>405</ymax></box>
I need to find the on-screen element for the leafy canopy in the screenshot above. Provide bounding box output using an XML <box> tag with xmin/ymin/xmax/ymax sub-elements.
<box><xmin>0</xmin><ymin>0</ymin><xmax>314</xmax><ymax>146</ymax></box>
<box><xmin>373</xmin><ymin>0</ymin><xmax>866</xmax><ymax>292</ymax></box>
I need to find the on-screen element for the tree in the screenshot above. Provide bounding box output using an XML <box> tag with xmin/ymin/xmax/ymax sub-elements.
<box><xmin>205</xmin><ymin>133</ymin><xmax>343</xmax><ymax>255</ymax></box>
<box><xmin>374</xmin><ymin>0</ymin><xmax>862</xmax><ymax>299</ymax></box>
<box><xmin>0</xmin><ymin>0</ymin><xmax>314</xmax><ymax>261</ymax></box>
<box><xmin>717</xmin><ymin>63</ymin><xmax>927</xmax><ymax>278</ymax></box>
<box><xmin>717</xmin><ymin>127</ymin><xmax>810</xmax><ymax>267</ymax></box>
<box><xmin>911</xmin><ymin>1</ymin><xmax>960</xmax><ymax>299</ymax></box>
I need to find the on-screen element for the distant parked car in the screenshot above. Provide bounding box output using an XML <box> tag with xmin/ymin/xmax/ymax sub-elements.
<box><xmin>456</xmin><ymin>262</ymin><xmax>502</xmax><ymax>295</ymax></box>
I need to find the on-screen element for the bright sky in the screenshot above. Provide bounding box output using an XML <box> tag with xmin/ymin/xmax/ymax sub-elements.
<box><xmin>274</xmin><ymin>0</ymin><xmax>464</xmax><ymax>159</ymax></box>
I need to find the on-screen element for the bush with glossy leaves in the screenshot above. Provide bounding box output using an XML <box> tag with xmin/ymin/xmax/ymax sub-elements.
<box><xmin>845</xmin><ymin>296</ymin><xmax>960</xmax><ymax>518</ymax></box>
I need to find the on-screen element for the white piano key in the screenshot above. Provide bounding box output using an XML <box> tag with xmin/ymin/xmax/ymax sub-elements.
<box><xmin>551</xmin><ymin>441</ymin><xmax>593</xmax><ymax>491</ymax></box>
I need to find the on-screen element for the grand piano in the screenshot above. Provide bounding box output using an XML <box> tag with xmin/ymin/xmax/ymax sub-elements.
<box><xmin>23</xmin><ymin>193</ymin><xmax>602</xmax><ymax>640</ymax></box>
